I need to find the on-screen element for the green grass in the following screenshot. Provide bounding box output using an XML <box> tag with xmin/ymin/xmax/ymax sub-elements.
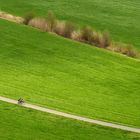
<box><xmin>0</xmin><ymin>19</ymin><xmax>140</xmax><ymax>127</ymax></box>
<box><xmin>0</xmin><ymin>101</ymin><xmax>140</xmax><ymax>140</ymax></box>
<box><xmin>0</xmin><ymin>0</ymin><xmax>140</xmax><ymax>50</ymax></box>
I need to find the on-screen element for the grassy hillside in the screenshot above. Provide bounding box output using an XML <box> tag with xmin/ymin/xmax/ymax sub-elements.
<box><xmin>0</xmin><ymin>0</ymin><xmax>140</xmax><ymax>50</ymax></box>
<box><xmin>1</xmin><ymin>101</ymin><xmax>140</xmax><ymax>140</ymax></box>
<box><xmin>0</xmin><ymin>19</ymin><xmax>140</xmax><ymax>127</ymax></box>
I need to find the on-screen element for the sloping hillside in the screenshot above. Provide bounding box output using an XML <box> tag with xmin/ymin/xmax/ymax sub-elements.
<box><xmin>0</xmin><ymin>0</ymin><xmax>140</xmax><ymax>50</ymax></box>
<box><xmin>0</xmin><ymin>19</ymin><xmax>140</xmax><ymax>127</ymax></box>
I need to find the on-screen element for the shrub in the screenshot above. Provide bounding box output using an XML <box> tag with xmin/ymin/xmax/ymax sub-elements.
<box><xmin>54</xmin><ymin>21</ymin><xmax>75</xmax><ymax>38</ymax></box>
<box><xmin>71</xmin><ymin>30</ymin><xmax>82</xmax><ymax>41</ymax></box>
<box><xmin>102</xmin><ymin>32</ymin><xmax>111</xmax><ymax>48</ymax></box>
<box><xmin>23</xmin><ymin>12</ymin><xmax>35</xmax><ymax>25</ymax></box>
<box><xmin>108</xmin><ymin>42</ymin><xmax>138</xmax><ymax>58</ymax></box>
<box><xmin>46</xmin><ymin>11</ymin><xmax>57</xmax><ymax>31</ymax></box>
<box><xmin>28</xmin><ymin>18</ymin><xmax>47</xmax><ymax>31</ymax></box>
<box><xmin>62</xmin><ymin>21</ymin><xmax>75</xmax><ymax>38</ymax></box>
<box><xmin>80</xmin><ymin>26</ymin><xmax>94</xmax><ymax>44</ymax></box>
<box><xmin>93</xmin><ymin>32</ymin><xmax>110</xmax><ymax>48</ymax></box>
<box><xmin>93</xmin><ymin>32</ymin><xmax>102</xmax><ymax>47</ymax></box>
<box><xmin>54</xmin><ymin>21</ymin><xmax>65</xmax><ymax>35</ymax></box>
<box><xmin>122</xmin><ymin>45</ymin><xmax>138</xmax><ymax>58</ymax></box>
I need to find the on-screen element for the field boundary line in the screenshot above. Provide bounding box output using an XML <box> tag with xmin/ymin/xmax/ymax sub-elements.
<box><xmin>0</xmin><ymin>96</ymin><xmax>140</xmax><ymax>133</ymax></box>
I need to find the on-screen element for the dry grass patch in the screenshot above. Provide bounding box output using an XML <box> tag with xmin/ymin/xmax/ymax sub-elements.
<box><xmin>28</xmin><ymin>18</ymin><xmax>47</xmax><ymax>31</ymax></box>
<box><xmin>108</xmin><ymin>42</ymin><xmax>138</xmax><ymax>58</ymax></box>
<box><xmin>54</xmin><ymin>21</ymin><xmax>65</xmax><ymax>35</ymax></box>
<box><xmin>0</xmin><ymin>11</ymin><xmax>23</xmax><ymax>23</ymax></box>
<box><xmin>71</xmin><ymin>30</ymin><xmax>82</xmax><ymax>41</ymax></box>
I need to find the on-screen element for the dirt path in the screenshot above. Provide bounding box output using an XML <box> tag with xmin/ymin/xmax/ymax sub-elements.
<box><xmin>0</xmin><ymin>96</ymin><xmax>140</xmax><ymax>133</ymax></box>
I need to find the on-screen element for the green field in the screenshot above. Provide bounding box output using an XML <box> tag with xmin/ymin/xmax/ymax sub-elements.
<box><xmin>0</xmin><ymin>0</ymin><xmax>140</xmax><ymax>50</ymax></box>
<box><xmin>0</xmin><ymin>19</ymin><xmax>140</xmax><ymax>128</ymax></box>
<box><xmin>1</xmin><ymin>101</ymin><xmax>140</xmax><ymax>140</ymax></box>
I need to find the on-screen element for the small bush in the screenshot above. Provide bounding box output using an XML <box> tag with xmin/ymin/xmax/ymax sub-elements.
<box><xmin>46</xmin><ymin>11</ymin><xmax>57</xmax><ymax>31</ymax></box>
<box><xmin>122</xmin><ymin>45</ymin><xmax>138</xmax><ymax>58</ymax></box>
<box><xmin>23</xmin><ymin>12</ymin><xmax>35</xmax><ymax>25</ymax></box>
<box><xmin>93</xmin><ymin>32</ymin><xmax>110</xmax><ymax>48</ymax></box>
<box><xmin>62</xmin><ymin>21</ymin><xmax>75</xmax><ymax>38</ymax></box>
<box><xmin>54</xmin><ymin>21</ymin><xmax>75</xmax><ymax>38</ymax></box>
<box><xmin>108</xmin><ymin>42</ymin><xmax>138</xmax><ymax>58</ymax></box>
<box><xmin>54</xmin><ymin>21</ymin><xmax>65</xmax><ymax>35</ymax></box>
<box><xmin>28</xmin><ymin>18</ymin><xmax>47</xmax><ymax>31</ymax></box>
<box><xmin>93</xmin><ymin>32</ymin><xmax>102</xmax><ymax>47</ymax></box>
<box><xmin>102</xmin><ymin>32</ymin><xmax>111</xmax><ymax>48</ymax></box>
<box><xmin>80</xmin><ymin>26</ymin><xmax>94</xmax><ymax>44</ymax></box>
<box><xmin>71</xmin><ymin>30</ymin><xmax>82</xmax><ymax>41</ymax></box>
